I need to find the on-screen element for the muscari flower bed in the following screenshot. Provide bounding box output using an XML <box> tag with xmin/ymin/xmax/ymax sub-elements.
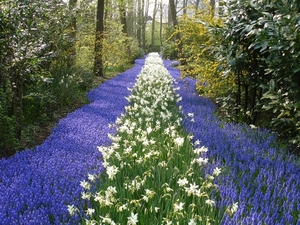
<box><xmin>167</xmin><ymin>64</ymin><xmax>300</xmax><ymax>224</ymax></box>
<box><xmin>0</xmin><ymin>53</ymin><xmax>299</xmax><ymax>225</ymax></box>
<box><xmin>0</xmin><ymin>59</ymin><xmax>144</xmax><ymax>224</ymax></box>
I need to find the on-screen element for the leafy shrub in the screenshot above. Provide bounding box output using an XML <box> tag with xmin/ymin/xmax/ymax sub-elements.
<box><xmin>162</xmin><ymin>26</ymin><xmax>179</xmax><ymax>60</ymax></box>
<box><xmin>215</xmin><ymin>0</ymin><xmax>300</xmax><ymax>148</ymax></box>
<box><xmin>178</xmin><ymin>8</ymin><xmax>233</xmax><ymax>101</ymax></box>
<box><xmin>162</xmin><ymin>42</ymin><xmax>178</xmax><ymax>60</ymax></box>
<box><xmin>0</xmin><ymin>90</ymin><xmax>18</xmax><ymax>153</ymax></box>
<box><xmin>0</xmin><ymin>0</ymin><xmax>74</xmax><ymax>153</ymax></box>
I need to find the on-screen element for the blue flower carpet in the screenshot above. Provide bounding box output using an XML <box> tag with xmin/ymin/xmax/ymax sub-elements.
<box><xmin>0</xmin><ymin>56</ymin><xmax>299</xmax><ymax>224</ymax></box>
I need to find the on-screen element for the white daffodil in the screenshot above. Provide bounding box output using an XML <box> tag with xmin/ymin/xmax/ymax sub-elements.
<box><xmin>127</xmin><ymin>212</ymin><xmax>138</xmax><ymax>225</ymax></box>
<box><xmin>193</xmin><ymin>146</ymin><xmax>208</xmax><ymax>155</ymax></box>
<box><xmin>86</xmin><ymin>208</ymin><xmax>95</xmax><ymax>216</ymax></box>
<box><xmin>187</xmin><ymin>113</ymin><xmax>194</xmax><ymax>117</ymax></box>
<box><xmin>80</xmin><ymin>180</ymin><xmax>90</xmax><ymax>190</ymax></box>
<box><xmin>185</xmin><ymin>182</ymin><xmax>199</xmax><ymax>196</ymax></box>
<box><xmin>195</xmin><ymin>157</ymin><xmax>208</xmax><ymax>166</ymax></box>
<box><xmin>174</xmin><ymin>137</ymin><xmax>184</xmax><ymax>147</ymax></box>
<box><xmin>188</xmin><ymin>219</ymin><xmax>197</xmax><ymax>225</ymax></box>
<box><xmin>87</xmin><ymin>174</ymin><xmax>96</xmax><ymax>182</ymax></box>
<box><xmin>106</xmin><ymin>165</ymin><xmax>119</xmax><ymax>180</ymax></box>
<box><xmin>81</xmin><ymin>192</ymin><xmax>91</xmax><ymax>200</ymax></box>
<box><xmin>173</xmin><ymin>202</ymin><xmax>185</xmax><ymax>212</ymax></box>
<box><xmin>213</xmin><ymin>167</ymin><xmax>222</xmax><ymax>177</ymax></box>
<box><xmin>205</xmin><ymin>199</ymin><xmax>215</xmax><ymax>207</ymax></box>
<box><xmin>227</xmin><ymin>202</ymin><xmax>239</xmax><ymax>215</ymax></box>
<box><xmin>67</xmin><ymin>205</ymin><xmax>78</xmax><ymax>216</ymax></box>
<box><xmin>118</xmin><ymin>203</ymin><xmax>128</xmax><ymax>212</ymax></box>
<box><xmin>177</xmin><ymin>177</ymin><xmax>189</xmax><ymax>187</ymax></box>
<box><xmin>85</xmin><ymin>219</ymin><xmax>97</xmax><ymax>225</ymax></box>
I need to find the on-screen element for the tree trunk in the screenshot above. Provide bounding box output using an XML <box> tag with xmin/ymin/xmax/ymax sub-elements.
<box><xmin>68</xmin><ymin>0</ymin><xmax>77</xmax><ymax>67</ymax></box>
<box><xmin>159</xmin><ymin>0</ymin><xmax>163</xmax><ymax>52</ymax></box>
<box><xmin>151</xmin><ymin>0</ymin><xmax>157</xmax><ymax>51</ymax></box>
<box><xmin>94</xmin><ymin>0</ymin><xmax>104</xmax><ymax>77</ymax></box>
<box><xmin>195</xmin><ymin>0</ymin><xmax>201</xmax><ymax>10</ymax></box>
<box><xmin>183</xmin><ymin>0</ymin><xmax>187</xmax><ymax>15</ymax></box>
<box><xmin>119</xmin><ymin>0</ymin><xmax>131</xmax><ymax>56</ymax></box>
<box><xmin>137</xmin><ymin>0</ymin><xmax>142</xmax><ymax>47</ymax></box>
<box><xmin>119</xmin><ymin>0</ymin><xmax>127</xmax><ymax>34</ymax></box>
<box><xmin>169</xmin><ymin>0</ymin><xmax>185</xmax><ymax>64</ymax></box>
<box><xmin>210</xmin><ymin>0</ymin><xmax>215</xmax><ymax>17</ymax></box>
<box><xmin>142</xmin><ymin>0</ymin><xmax>149</xmax><ymax>52</ymax></box>
<box><xmin>168</xmin><ymin>3</ymin><xmax>172</xmax><ymax>25</ymax></box>
<box><xmin>104</xmin><ymin>0</ymin><xmax>109</xmax><ymax>26</ymax></box>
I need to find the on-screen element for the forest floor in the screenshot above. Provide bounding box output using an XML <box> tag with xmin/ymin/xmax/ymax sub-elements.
<box><xmin>1</xmin><ymin>75</ymin><xmax>115</xmax><ymax>160</ymax></box>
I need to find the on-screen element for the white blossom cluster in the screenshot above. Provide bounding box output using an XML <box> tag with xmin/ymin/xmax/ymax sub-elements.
<box><xmin>68</xmin><ymin>52</ymin><xmax>237</xmax><ymax>224</ymax></box>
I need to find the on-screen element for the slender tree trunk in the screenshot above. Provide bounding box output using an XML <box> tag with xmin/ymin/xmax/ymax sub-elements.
<box><xmin>104</xmin><ymin>0</ymin><xmax>109</xmax><ymax>26</ymax></box>
<box><xmin>119</xmin><ymin>0</ymin><xmax>131</xmax><ymax>56</ymax></box>
<box><xmin>195</xmin><ymin>0</ymin><xmax>201</xmax><ymax>10</ymax></box>
<box><xmin>210</xmin><ymin>0</ymin><xmax>215</xmax><ymax>17</ymax></box>
<box><xmin>68</xmin><ymin>0</ymin><xmax>77</xmax><ymax>67</ymax></box>
<box><xmin>137</xmin><ymin>0</ymin><xmax>142</xmax><ymax>47</ymax></box>
<box><xmin>169</xmin><ymin>0</ymin><xmax>185</xmax><ymax>64</ymax></box>
<box><xmin>142</xmin><ymin>0</ymin><xmax>149</xmax><ymax>52</ymax></box>
<box><xmin>94</xmin><ymin>0</ymin><xmax>104</xmax><ymax>77</ymax></box>
<box><xmin>183</xmin><ymin>0</ymin><xmax>187</xmax><ymax>15</ymax></box>
<box><xmin>119</xmin><ymin>0</ymin><xmax>127</xmax><ymax>34</ymax></box>
<box><xmin>151</xmin><ymin>0</ymin><xmax>157</xmax><ymax>52</ymax></box>
<box><xmin>168</xmin><ymin>3</ymin><xmax>172</xmax><ymax>25</ymax></box>
<box><xmin>127</xmin><ymin>0</ymin><xmax>134</xmax><ymax>37</ymax></box>
<box><xmin>159</xmin><ymin>0</ymin><xmax>163</xmax><ymax>52</ymax></box>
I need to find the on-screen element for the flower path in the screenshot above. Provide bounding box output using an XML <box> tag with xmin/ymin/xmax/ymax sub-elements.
<box><xmin>0</xmin><ymin>57</ymin><xmax>299</xmax><ymax>225</ymax></box>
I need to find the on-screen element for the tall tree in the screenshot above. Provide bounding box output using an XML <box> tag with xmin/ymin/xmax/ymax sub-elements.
<box><xmin>210</xmin><ymin>0</ymin><xmax>215</xmax><ymax>16</ymax></box>
<box><xmin>195</xmin><ymin>0</ymin><xmax>201</xmax><ymax>10</ymax></box>
<box><xmin>119</xmin><ymin>0</ymin><xmax>127</xmax><ymax>34</ymax></box>
<box><xmin>159</xmin><ymin>0</ymin><xmax>163</xmax><ymax>51</ymax></box>
<box><xmin>137</xmin><ymin>0</ymin><xmax>142</xmax><ymax>47</ymax></box>
<box><xmin>169</xmin><ymin>0</ymin><xmax>185</xmax><ymax>63</ymax></box>
<box><xmin>94</xmin><ymin>0</ymin><xmax>105</xmax><ymax>76</ymax></box>
<box><xmin>142</xmin><ymin>0</ymin><xmax>149</xmax><ymax>51</ymax></box>
<box><xmin>119</xmin><ymin>0</ymin><xmax>132</xmax><ymax>56</ymax></box>
<box><xmin>151</xmin><ymin>0</ymin><xmax>157</xmax><ymax>51</ymax></box>
<box><xmin>69</xmin><ymin>0</ymin><xmax>77</xmax><ymax>67</ymax></box>
<box><xmin>183</xmin><ymin>0</ymin><xmax>188</xmax><ymax>15</ymax></box>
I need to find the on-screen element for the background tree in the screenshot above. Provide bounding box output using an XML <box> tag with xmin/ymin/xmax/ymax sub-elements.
<box><xmin>169</xmin><ymin>0</ymin><xmax>185</xmax><ymax>63</ymax></box>
<box><xmin>142</xmin><ymin>0</ymin><xmax>149</xmax><ymax>51</ymax></box>
<box><xmin>137</xmin><ymin>0</ymin><xmax>142</xmax><ymax>48</ymax></box>
<box><xmin>94</xmin><ymin>0</ymin><xmax>105</xmax><ymax>77</ymax></box>
<box><xmin>151</xmin><ymin>0</ymin><xmax>158</xmax><ymax>51</ymax></box>
<box><xmin>159</xmin><ymin>0</ymin><xmax>163</xmax><ymax>51</ymax></box>
<box><xmin>68</xmin><ymin>0</ymin><xmax>77</xmax><ymax>67</ymax></box>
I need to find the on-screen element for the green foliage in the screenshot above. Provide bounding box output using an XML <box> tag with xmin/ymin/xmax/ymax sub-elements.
<box><xmin>50</xmin><ymin>66</ymin><xmax>94</xmax><ymax>108</ymax></box>
<box><xmin>22</xmin><ymin>75</ymin><xmax>55</xmax><ymax>124</ymax></box>
<box><xmin>174</xmin><ymin>0</ymin><xmax>300</xmax><ymax>149</ymax></box>
<box><xmin>178</xmin><ymin>8</ymin><xmax>233</xmax><ymax>99</ymax></box>
<box><xmin>162</xmin><ymin>26</ymin><xmax>179</xmax><ymax>59</ymax></box>
<box><xmin>144</xmin><ymin>21</ymin><xmax>161</xmax><ymax>53</ymax></box>
<box><xmin>0</xmin><ymin>0</ymin><xmax>86</xmax><ymax>155</ymax></box>
<box><xmin>162</xmin><ymin>41</ymin><xmax>178</xmax><ymax>60</ymax></box>
<box><xmin>0</xmin><ymin>83</ymin><xmax>18</xmax><ymax>153</ymax></box>
<box><xmin>0</xmin><ymin>0</ymin><xmax>145</xmax><ymax>156</ymax></box>
<box><xmin>213</xmin><ymin>0</ymin><xmax>300</xmax><ymax>149</ymax></box>
<box><xmin>76</xmin><ymin>12</ymin><xmax>142</xmax><ymax>74</ymax></box>
<box><xmin>262</xmin><ymin>83</ymin><xmax>300</xmax><ymax>150</ymax></box>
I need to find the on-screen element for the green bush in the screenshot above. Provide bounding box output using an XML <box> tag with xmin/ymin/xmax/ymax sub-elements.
<box><xmin>212</xmin><ymin>0</ymin><xmax>300</xmax><ymax>149</ymax></box>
